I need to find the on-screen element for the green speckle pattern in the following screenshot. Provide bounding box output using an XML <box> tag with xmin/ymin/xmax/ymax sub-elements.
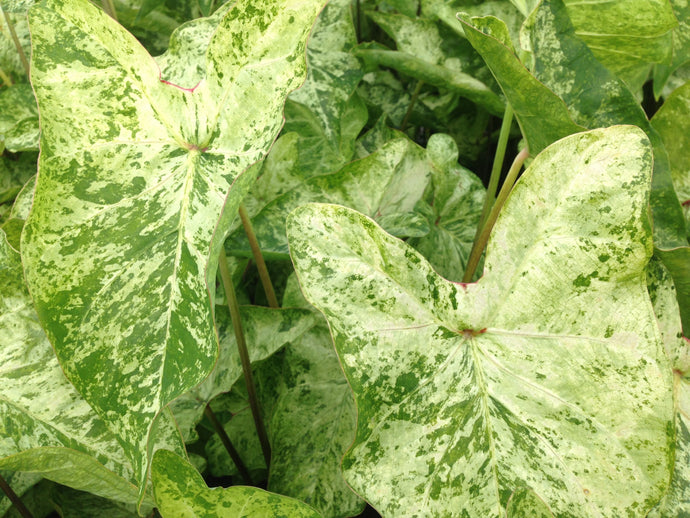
<box><xmin>152</xmin><ymin>449</ymin><xmax>323</xmax><ymax>518</ymax></box>
<box><xmin>22</xmin><ymin>0</ymin><xmax>324</xmax><ymax>494</ymax></box>
<box><xmin>287</xmin><ymin>127</ymin><xmax>673</xmax><ymax>517</ymax></box>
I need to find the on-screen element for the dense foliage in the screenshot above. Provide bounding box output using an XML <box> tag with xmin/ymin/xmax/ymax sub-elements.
<box><xmin>0</xmin><ymin>0</ymin><xmax>689</xmax><ymax>516</ymax></box>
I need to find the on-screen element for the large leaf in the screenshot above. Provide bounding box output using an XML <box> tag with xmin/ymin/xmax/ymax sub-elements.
<box><xmin>151</xmin><ymin>449</ymin><xmax>323</xmax><ymax>518</ymax></box>
<box><xmin>459</xmin><ymin>13</ymin><xmax>584</xmax><ymax>154</ymax></box>
<box><xmin>21</xmin><ymin>0</ymin><xmax>324</xmax><ymax>494</ymax></box>
<box><xmin>0</xmin><ymin>228</ymin><xmax>184</xmax><ymax>508</ymax></box>
<box><xmin>654</xmin><ymin>0</ymin><xmax>690</xmax><ymax>96</ymax></box>
<box><xmin>287</xmin><ymin>127</ymin><xmax>673</xmax><ymax>516</ymax></box>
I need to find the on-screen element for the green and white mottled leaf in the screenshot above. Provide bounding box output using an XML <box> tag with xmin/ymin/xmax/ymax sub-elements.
<box><xmin>0</xmin><ymin>83</ymin><xmax>38</xmax><ymax>152</ymax></box>
<box><xmin>0</xmin><ymin>8</ymin><xmax>30</xmax><ymax>83</ymax></box>
<box><xmin>170</xmin><ymin>306</ymin><xmax>318</xmax><ymax>442</ymax></box>
<box><xmin>287</xmin><ymin>127</ymin><xmax>673</xmax><ymax>517</ymax></box>
<box><xmin>408</xmin><ymin>133</ymin><xmax>485</xmax><ymax>282</ymax></box>
<box><xmin>228</xmin><ymin>137</ymin><xmax>432</xmax><ymax>257</ymax></box>
<box><xmin>0</xmin><ymin>228</ymin><xmax>184</xmax><ymax>508</ymax></box>
<box><xmin>562</xmin><ymin>0</ymin><xmax>676</xmax><ymax>92</ymax></box>
<box><xmin>525</xmin><ymin>0</ymin><xmax>690</xmax><ymax>333</ymax></box>
<box><xmin>505</xmin><ymin>487</ymin><xmax>554</xmax><ymax>517</ymax></box>
<box><xmin>646</xmin><ymin>258</ymin><xmax>690</xmax><ymax>516</ymax></box>
<box><xmin>268</xmin><ymin>324</ymin><xmax>364</xmax><ymax>518</ymax></box>
<box><xmin>152</xmin><ymin>449</ymin><xmax>323</xmax><ymax>518</ymax></box>
<box><xmin>22</xmin><ymin>0</ymin><xmax>323</xmax><ymax>494</ymax></box>
<box><xmin>459</xmin><ymin>13</ymin><xmax>584</xmax><ymax>154</ymax></box>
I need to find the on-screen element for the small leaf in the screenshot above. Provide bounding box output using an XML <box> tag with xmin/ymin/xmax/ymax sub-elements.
<box><xmin>152</xmin><ymin>449</ymin><xmax>323</xmax><ymax>518</ymax></box>
<box><xmin>0</xmin><ymin>83</ymin><xmax>38</xmax><ymax>152</ymax></box>
<box><xmin>287</xmin><ymin>127</ymin><xmax>673</xmax><ymax>517</ymax></box>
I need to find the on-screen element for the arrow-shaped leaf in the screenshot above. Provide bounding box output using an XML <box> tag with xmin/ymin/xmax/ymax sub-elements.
<box><xmin>21</xmin><ymin>0</ymin><xmax>324</xmax><ymax>493</ymax></box>
<box><xmin>287</xmin><ymin>126</ymin><xmax>673</xmax><ymax>517</ymax></box>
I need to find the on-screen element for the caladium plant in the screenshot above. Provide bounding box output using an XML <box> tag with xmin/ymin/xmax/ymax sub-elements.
<box><xmin>0</xmin><ymin>0</ymin><xmax>688</xmax><ymax>516</ymax></box>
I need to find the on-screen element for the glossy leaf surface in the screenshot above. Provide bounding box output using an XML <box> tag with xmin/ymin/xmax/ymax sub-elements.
<box><xmin>22</xmin><ymin>0</ymin><xmax>323</xmax><ymax>492</ymax></box>
<box><xmin>287</xmin><ymin>127</ymin><xmax>673</xmax><ymax>516</ymax></box>
<box><xmin>152</xmin><ymin>449</ymin><xmax>322</xmax><ymax>518</ymax></box>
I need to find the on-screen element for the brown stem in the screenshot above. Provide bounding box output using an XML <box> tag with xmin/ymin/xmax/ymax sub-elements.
<box><xmin>400</xmin><ymin>80</ymin><xmax>424</xmax><ymax>132</ymax></box>
<box><xmin>239</xmin><ymin>204</ymin><xmax>279</xmax><ymax>308</ymax></box>
<box><xmin>2</xmin><ymin>10</ymin><xmax>29</xmax><ymax>78</ymax></box>
<box><xmin>0</xmin><ymin>474</ymin><xmax>33</xmax><ymax>518</ymax></box>
<box><xmin>218</xmin><ymin>249</ymin><xmax>272</xmax><ymax>467</ymax></box>
<box><xmin>204</xmin><ymin>404</ymin><xmax>253</xmax><ymax>485</ymax></box>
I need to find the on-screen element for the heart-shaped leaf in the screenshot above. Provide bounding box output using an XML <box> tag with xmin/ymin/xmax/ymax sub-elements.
<box><xmin>287</xmin><ymin>126</ymin><xmax>673</xmax><ymax>516</ymax></box>
<box><xmin>21</xmin><ymin>0</ymin><xmax>324</xmax><ymax>494</ymax></box>
<box><xmin>151</xmin><ymin>449</ymin><xmax>323</xmax><ymax>518</ymax></box>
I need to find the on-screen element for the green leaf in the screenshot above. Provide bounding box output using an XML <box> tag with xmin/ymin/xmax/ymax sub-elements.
<box><xmin>228</xmin><ymin>137</ymin><xmax>432</xmax><ymax>257</ymax></box>
<box><xmin>654</xmin><ymin>0</ymin><xmax>690</xmax><ymax>96</ymax></box>
<box><xmin>408</xmin><ymin>133</ymin><xmax>485</xmax><ymax>282</ymax></box>
<box><xmin>0</xmin><ymin>471</ymin><xmax>42</xmax><ymax>517</ymax></box>
<box><xmin>287</xmin><ymin>127</ymin><xmax>674</xmax><ymax>517</ymax></box>
<box><xmin>562</xmin><ymin>0</ymin><xmax>676</xmax><ymax>91</ymax></box>
<box><xmin>170</xmin><ymin>306</ymin><xmax>318</xmax><ymax>443</ymax></box>
<box><xmin>459</xmin><ymin>14</ymin><xmax>584</xmax><ymax>154</ymax></box>
<box><xmin>22</xmin><ymin>0</ymin><xmax>324</xmax><ymax>495</ymax></box>
<box><xmin>0</xmin><ymin>228</ymin><xmax>183</xmax><ymax>508</ymax></box>
<box><xmin>152</xmin><ymin>449</ymin><xmax>323</xmax><ymax>518</ymax></box>
<box><xmin>267</xmin><ymin>324</ymin><xmax>365</xmax><ymax>518</ymax></box>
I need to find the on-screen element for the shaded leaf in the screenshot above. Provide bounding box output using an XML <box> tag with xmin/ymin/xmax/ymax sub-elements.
<box><xmin>0</xmin><ymin>83</ymin><xmax>38</xmax><ymax>152</ymax></box>
<box><xmin>268</xmin><ymin>324</ymin><xmax>364</xmax><ymax>518</ymax></box>
<box><xmin>287</xmin><ymin>127</ymin><xmax>673</xmax><ymax>517</ymax></box>
<box><xmin>22</xmin><ymin>0</ymin><xmax>323</xmax><ymax>493</ymax></box>
<box><xmin>654</xmin><ymin>0</ymin><xmax>690</xmax><ymax>96</ymax></box>
<box><xmin>152</xmin><ymin>449</ymin><xmax>323</xmax><ymax>518</ymax></box>
<box><xmin>459</xmin><ymin>13</ymin><xmax>584</xmax><ymax>154</ymax></box>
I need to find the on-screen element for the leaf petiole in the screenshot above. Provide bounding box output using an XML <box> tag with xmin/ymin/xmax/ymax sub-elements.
<box><xmin>203</xmin><ymin>404</ymin><xmax>253</xmax><ymax>485</ymax></box>
<box><xmin>1</xmin><ymin>10</ymin><xmax>29</xmax><ymax>78</ymax></box>
<box><xmin>462</xmin><ymin>146</ymin><xmax>529</xmax><ymax>282</ymax></box>
<box><xmin>218</xmin><ymin>248</ymin><xmax>272</xmax><ymax>468</ymax></box>
<box><xmin>239</xmin><ymin>204</ymin><xmax>279</xmax><ymax>308</ymax></box>
<box><xmin>0</xmin><ymin>474</ymin><xmax>33</xmax><ymax>518</ymax></box>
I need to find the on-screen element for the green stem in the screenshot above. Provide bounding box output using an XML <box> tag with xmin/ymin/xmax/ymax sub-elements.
<box><xmin>0</xmin><ymin>474</ymin><xmax>33</xmax><ymax>518</ymax></box>
<box><xmin>462</xmin><ymin>147</ymin><xmax>529</xmax><ymax>283</ymax></box>
<box><xmin>203</xmin><ymin>404</ymin><xmax>253</xmax><ymax>485</ymax></box>
<box><xmin>239</xmin><ymin>204</ymin><xmax>279</xmax><ymax>308</ymax></box>
<box><xmin>463</xmin><ymin>105</ymin><xmax>513</xmax><ymax>281</ymax></box>
<box><xmin>101</xmin><ymin>0</ymin><xmax>118</xmax><ymax>21</ymax></box>
<box><xmin>400</xmin><ymin>80</ymin><xmax>424</xmax><ymax>132</ymax></box>
<box><xmin>2</xmin><ymin>10</ymin><xmax>29</xmax><ymax>78</ymax></box>
<box><xmin>218</xmin><ymin>248</ymin><xmax>272</xmax><ymax>468</ymax></box>
<box><xmin>0</xmin><ymin>66</ymin><xmax>12</xmax><ymax>87</ymax></box>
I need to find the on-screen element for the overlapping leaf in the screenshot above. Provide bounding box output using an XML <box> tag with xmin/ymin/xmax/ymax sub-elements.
<box><xmin>152</xmin><ymin>449</ymin><xmax>323</xmax><ymax>518</ymax></box>
<box><xmin>22</xmin><ymin>0</ymin><xmax>324</xmax><ymax>494</ymax></box>
<box><xmin>0</xmin><ymin>228</ymin><xmax>184</xmax><ymax>508</ymax></box>
<box><xmin>287</xmin><ymin>127</ymin><xmax>673</xmax><ymax>516</ymax></box>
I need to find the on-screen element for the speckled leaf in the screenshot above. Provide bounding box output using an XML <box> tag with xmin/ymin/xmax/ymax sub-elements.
<box><xmin>459</xmin><ymin>14</ymin><xmax>584</xmax><ymax>154</ymax></box>
<box><xmin>408</xmin><ymin>133</ymin><xmax>485</xmax><ymax>282</ymax></box>
<box><xmin>152</xmin><ymin>449</ymin><xmax>323</xmax><ymax>518</ymax></box>
<box><xmin>0</xmin><ymin>83</ymin><xmax>38</xmax><ymax>152</ymax></box>
<box><xmin>170</xmin><ymin>306</ymin><xmax>318</xmax><ymax>443</ymax></box>
<box><xmin>268</xmin><ymin>324</ymin><xmax>364</xmax><ymax>518</ymax></box>
<box><xmin>646</xmin><ymin>258</ymin><xmax>690</xmax><ymax>516</ymax></box>
<box><xmin>287</xmin><ymin>127</ymin><xmax>673</xmax><ymax>517</ymax></box>
<box><xmin>0</xmin><ymin>228</ymin><xmax>183</xmax><ymax>508</ymax></box>
<box><xmin>227</xmin><ymin>137</ymin><xmax>431</xmax><ymax>257</ymax></box>
<box><xmin>22</xmin><ymin>0</ymin><xmax>324</xmax><ymax>495</ymax></box>
<box><xmin>0</xmin><ymin>8</ymin><xmax>30</xmax><ymax>83</ymax></box>
<box><xmin>526</xmin><ymin>0</ymin><xmax>690</xmax><ymax>333</ymax></box>
<box><xmin>562</xmin><ymin>0</ymin><xmax>676</xmax><ymax>91</ymax></box>
<box><xmin>0</xmin><ymin>471</ymin><xmax>41</xmax><ymax>517</ymax></box>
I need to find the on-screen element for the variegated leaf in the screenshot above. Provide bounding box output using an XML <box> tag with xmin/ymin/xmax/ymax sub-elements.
<box><xmin>151</xmin><ymin>449</ymin><xmax>323</xmax><ymax>518</ymax></box>
<box><xmin>0</xmin><ymin>228</ymin><xmax>184</xmax><ymax>508</ymax></box>
<box><xmin>287</xmin><ymin>127</ymin><xmax>674</xmax><ymax>517</ymax></box>
<box><xmin>22</xmin><ymin>0</ymin><xmax>324</xmax><ymax>494</ymax></box>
